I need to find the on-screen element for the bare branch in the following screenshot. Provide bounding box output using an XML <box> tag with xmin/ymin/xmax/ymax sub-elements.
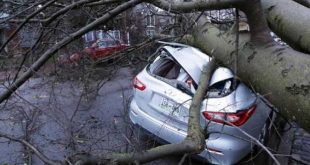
<box><xmin>7</xmin><ymin>0</ymin><xmax>125</xmax><ymax>24</ymax></box>
<box><xmin>0</xmin><ymin>0</ymin><xmax>142</xmax><ymax>103</ymax></box>
<box><xmin>0</xmin><ymin>0</ymin><xmax>56</xmax><ymax>53</ymax></box>
<box><xmin>44</xmin><ymin>0</ymin><xmax>110</xmax><ymax>25</ymax></box>
<box><xmin>85</xmin><ymin>0</ymin><xmax>125</xmax><ymax>6</ymax></box>
<box><xmin>228</xmin><ymin>123</ymin><xmax>280</xmax><ymax>165</ymax></box>
<box><xmin>1</xmin><ymin>0</ymin><xmax>24</xmax><ymax>5</ymax></box>
<box><xmin>0</xmin><ymin>0</ymin><xmax>48</xmax><ymax>24</ymax></box>
<box><xmin>0</xmin><ymin>133</ymin><xmax>63</xmax><ymax>165</ymax></box>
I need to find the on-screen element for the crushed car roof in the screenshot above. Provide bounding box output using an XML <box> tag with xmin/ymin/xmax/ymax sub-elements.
<box><xmin>163</xmin><ymin>45</ymin><xmax>211</xmax><ymax>84</ymax></box>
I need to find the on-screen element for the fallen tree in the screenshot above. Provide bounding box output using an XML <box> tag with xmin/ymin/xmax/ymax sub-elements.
<box><xmin>189</xmin><ymin>22</ymin><xmax>310</xmax><ymax>132</ymax></box>
<box><xmin>1</xmin><ymin>0</ymin><xmax>308</xmax><ymax>131</ymax></box>
<box><xmin>0</xmin><ymin>0</ymin><xmax>309</xmax><ymax>164</ymax></box>
<box><xmin>149</xmin><ymin>0</ymin><xmax>310</xmax><ymax>132</ymax></box>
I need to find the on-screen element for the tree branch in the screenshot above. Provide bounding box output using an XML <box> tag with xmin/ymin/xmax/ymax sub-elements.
<box><xmin>227</xmin><ymin>123</ymin><xmax>280</xmax><ymax>165</ymax></box>
<box><xmin>7</xmin><ymin>0</ymin><xmax>124</xmax><ymax>24</ymax></box>
<box><xmin>0</xmin><ymin>0</ymin><xmax>48</xmax><ymax>24</ymax></box>
<box><xmin>146</xmin><ymin>0</ymin><xmax>244</xmax><ymax>13</ymax></box>
<box><xmin>0</xmin><ymin>0</ymin><xmax>142</xmax><ymax>103</ymax></box>
<box><xmin>148</xmin><ymin>0</ymin><xmax>272</xmax><ymax>43</ymax></box>
<box><xmin>149</xmin><ymin>0</ymin><xmax>310</xmax><ymax>52</ymax></box>
<box><xmin>0</xmin><ymin>0</ymin><xmax>56</xmax><ymax>53</ymax></box>
<box><xmin>189</xmin><ymin>22</ymin><xmax>310</xmax><ymax>132</ymax></box>
<box><xmin>261</xmin><ymin>0</ymin><xmax>310</xmax><ymax>53</ymax></box>
<box><xmin>85</xmin><ymin>0</ymin><xmax>125</xmax><ymax>6</ymax></box>
<box><xmin>44</xmin><ymin>0</ymin><xmax>124</xmax><ymax>25</ymax></box>
<box><xmin>236</xmin><ymin>0</ymin><xmax>272</xmax><ymax>43</ymax></box>
<box><xmin>0</xmin><ymin>133</ymin><xmax>63</xmax><ymax>165</ymax></box>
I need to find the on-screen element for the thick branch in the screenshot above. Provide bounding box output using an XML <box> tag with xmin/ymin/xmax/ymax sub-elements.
<box><xmin>90</xmin><ymin>142</ymin><xmax>199</xmax><ymax>164</ymax></box>
<box><xmin>190</xmin><ymin>23</ymin><xmax>310</xmax><ymax>132</ymax></box>
<box><xmin>148</xmin><ymin>0</ymin><xmax>310</xmax><ymax>53</ymax></box>
<box><xmin>146</xmin><ymin>0</ymin><xmax>243</xmax><ymax>13</ymax></box>
<box><xmin>85</xmin><ymin>0</ymin><xmax>125</xmax><ymax>6</ymax></box>
<box><xmin>148</xmin><ymin>0</ymin><xmax>272</xmax><ymax>43</ymax></box>
<box><xmin>237</xmin><ymin>0</ymin><xmax>272</xmax><ymax>43</ymax></box>
<box><xmin>0</xmin><ymin>0</ymin><xmax>142</xmax><ymax>103</ymax></box>
<box><xmin>261</xmin><ymin>0</ymin><xmax>310</xmax><ymax>53</ymax></box>
<box><xmin>187</xmin><ymin>59</ymin><xmax>216</xmax><ymax>140</ymax></box>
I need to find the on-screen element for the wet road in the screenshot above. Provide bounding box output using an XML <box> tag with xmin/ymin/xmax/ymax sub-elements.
<box><xmin>0</xmin><ymin>67</ymin><xmax>182</xmax><ymax>164</ymax></box>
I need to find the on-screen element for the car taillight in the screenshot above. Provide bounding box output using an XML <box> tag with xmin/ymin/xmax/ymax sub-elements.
<box><xmin>133</xmin><ymin>76</ymin><xmax>146</xmax><ymax>91</ymax></box>
<box><xmin>202</xmin><ymin>105</ymin><xmax>256</xmax><ymax>126</ymax></box>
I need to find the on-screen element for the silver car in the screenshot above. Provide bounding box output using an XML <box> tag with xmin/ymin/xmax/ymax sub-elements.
<box><xmin>129</xmin><ymin>42</ymin><xmax>274</xmax><ymax>164</ymax></box>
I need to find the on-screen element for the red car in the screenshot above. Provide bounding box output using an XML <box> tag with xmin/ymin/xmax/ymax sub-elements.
<box><xmin>59</xmin><ymin>39</ymin><xmax>128</xmax><ymax>65</ymax></box>
<box><xmin>83</xmin><ymin>39</ymin><xmax>128</xmax><ymax>60</ymax></box>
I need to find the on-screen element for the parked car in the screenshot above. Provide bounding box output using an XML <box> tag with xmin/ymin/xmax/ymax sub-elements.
<box><xmin>83</xmin><ymin>39</ymin><xmax>128</xmax><ymax>60</ymax></box>
<box><xmin>58</xmin><ymin>39</ymin><xmax>128</xmax><ymax>65</ymax></box>
<box><xmin>129</xmin><ymin>42</ymin><xmax>275</xmax><ymax>164</ymax></box>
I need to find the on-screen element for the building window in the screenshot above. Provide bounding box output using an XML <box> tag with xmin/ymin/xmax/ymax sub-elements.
<box><xmin>107</xmin><ymin>30</ymin><xmax>121</xmax><ymax>40</ymax></box>
<box><xmin>83</xmin><ymin>31</ymin><xmax>96</xmax><ymax>42</ymax></box>
<box><xmin>147</xmin><ymin>14</ymin><xmax>155</xmax><ymax>27</ymax></box>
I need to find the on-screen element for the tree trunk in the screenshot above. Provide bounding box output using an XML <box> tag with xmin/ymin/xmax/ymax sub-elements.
<box><xmin>188</xmin><ymin>23</ymin><xmax>310</xmax><ymax>132</ymax></box>
<box><xmin>261</xmin><ymin>0</ymin><xmax>310</xmax><ymax>53</ymax></box>
<box><xmin>293</xmin><ymin>0</ymin><xmax>310</xmax><ymax>8</ymax></box>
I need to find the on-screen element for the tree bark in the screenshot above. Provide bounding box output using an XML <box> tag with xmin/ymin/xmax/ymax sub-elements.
<box><xmin>261</xmin><ymin>0</ymin><xmax>310</xmax><ymax>53</ymax></box>
<box><xmin>148</xmin><ymin>0</ymin><xmax>310</xmax><ymax>54</ymax></box>
<box><xmin>187</xmin><ymin>22</ymin><xmax>310</xmax><ymax>131</ymax></box>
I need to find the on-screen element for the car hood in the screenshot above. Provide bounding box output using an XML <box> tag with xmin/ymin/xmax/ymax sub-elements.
<box><xmin>164</xmin><ymin>46</ymin><xmax>212</xmax><ymax>84</ymax></box>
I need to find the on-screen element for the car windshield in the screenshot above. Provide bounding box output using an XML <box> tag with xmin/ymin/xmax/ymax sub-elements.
<box><xmin>97</xmin><ymin>40</ymin><xmax>119</xmax><ymax>48</ymax></box>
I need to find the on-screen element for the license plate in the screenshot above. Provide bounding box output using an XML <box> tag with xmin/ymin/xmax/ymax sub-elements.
<box><xmin>158</xmin><ymin>98</ymin><xmax>187</xmax><ymax>120</ymax></box>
